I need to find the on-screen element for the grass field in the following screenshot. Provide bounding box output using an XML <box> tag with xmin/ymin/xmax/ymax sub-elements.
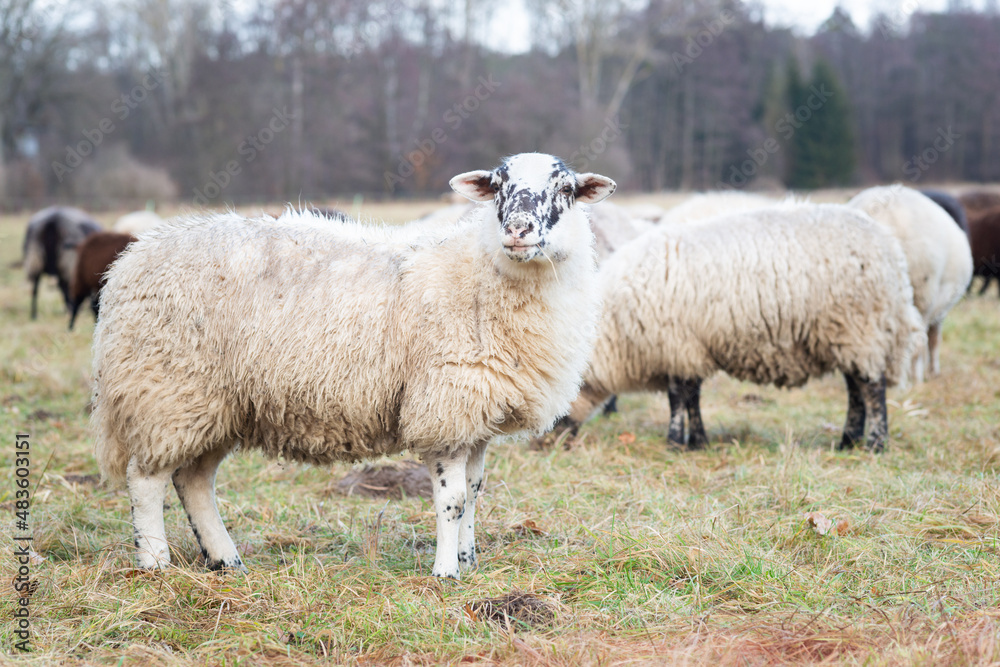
<box><xmin>0</xmin><ymin>201</ymin><xmax>998</xmax><ymax>665</ymax></box>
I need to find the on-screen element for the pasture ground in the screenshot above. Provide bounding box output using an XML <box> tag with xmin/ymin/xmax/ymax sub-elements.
<box><xmin>0</xmin><ymin>198</ymin><xmax>998</xmax><ymax>665</ymax></box>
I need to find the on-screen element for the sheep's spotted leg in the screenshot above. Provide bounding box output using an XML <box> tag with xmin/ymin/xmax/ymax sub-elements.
<box><xmin>683</xmin><ymin>378</ymin><xmax>708</xmax><ymax>450</ymax></box>
<box><xmin>457</xmin><ymin>441</ymin><xmax>488</xmax><ymax>572</ymax></box>
<box><xmin>861</xmin><ymin>376</ymin><xmax>888</xmax><ymax>453</ymax></box>
<box><xmin>927</xmin><ymin>322</ymin><xmax>942</xmax><ymax>376</ymax></box>
<box><xmin>425</xmin><ymin>451</ymin><xmax>468</xmax><ymax>579</ymax></box>
<box><xmin>666</xmin><ymin>378</ymin><xmax>686</xmax><ymax>446</ymax></box>
<box><xmin>839</xmin><ymin>373</ymin><xmax>866</xmax><ymax>450</ymax></box>
<box><xmin>127</xmin><ymin>458</ymin><xmax>173</xmax><ymax>569</ymax></box>
<box><xmin>172</xmin><ymin>445</ymin><xmax>245</xmax><ymax>572</ymax></box>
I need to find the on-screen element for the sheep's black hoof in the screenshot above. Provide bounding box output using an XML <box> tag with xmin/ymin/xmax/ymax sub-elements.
<box><xmin>864</xmin><ymin>437</ymin><xmax>886</xmax><ymax>454</ymax></box>
<box><xmin>837</xmin><ymin>435</ymin><xmax>858</xmax><ymax>451</ymax></box>
<box><xmin>687</xmin><ymin>430</ymin><xmax>708</xmax><ymax>450</ymax></box>
<box><xmin>207</xmin><ymin>557</ymin><xmax>248</xmax><ymax>573</ymax></box>
<box><xmin>602</xmin><ymin>395</ymin><xmax>618</xmax><ymax>416</ymax></box>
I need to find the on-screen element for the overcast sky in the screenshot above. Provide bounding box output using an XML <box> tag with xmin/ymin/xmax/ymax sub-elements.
<box><xmin>482</xmin><ymin>0</ymin><xmax>990</xmax><ymax>53</ymax></box>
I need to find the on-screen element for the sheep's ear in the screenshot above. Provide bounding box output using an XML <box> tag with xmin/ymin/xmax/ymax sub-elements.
<box><xmin>575</xmin><ymin>173</ymin><xmax>617</xmax><ymax>204</ymax></box>
<box><xmin>450</xmin><ymin>170</ymin><xmax>495</xmax><ymax>202</ymax></box>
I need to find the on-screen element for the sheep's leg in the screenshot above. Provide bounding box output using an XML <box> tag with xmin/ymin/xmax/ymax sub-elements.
<box><xmin>457</xmin><ymin>441</ymin><xmax>489</xmax><ymax>572</ymax></box>
<box><xmin>683</xmin><ymin>378</ymin><xmax>708</xmax><ymax>450</ymax></box>
<box><xmin>666</xmin><ymin>378</ymin><xmax>686</xmax><ymax>446</ymax></box>
<box><xmin>978</xmin><ymin>276</ymin><xmax>990</xmax><ymax>296</ymax></box>
<box><xmin>426</xmin><ymin>450</ymin><xmax>469</xmax><ymax>579</ymax></box>
<box><xmin>127</xmin><ymin>458</ymin><xmax>173</xmax><ymax>569</ymax></box>
<box><xmin>839</xmin><ymin>373</ymin><xmax>866</xmax><ymax>450</ymax></box>
<box><xmin>861</xmin><ymin>376</ymin><xmax>888</xmax><ymax>453</ymax></box>
<box><xmin>172</xmin><ymin>445</ymin><xmax>245</xmax><ymax>572</ymax></box>
<box><xmin>927</xmin><ymin>322</ymin><xmax>942</xmax><ymax>376</ymax></box>
<box><xmin>68</xmin><ymin>298</ymin><xmax>83</xmax><ymax>331</ymax></box>
<box><xmin>30</xmin><ymin>276</ymin><xmax>40</xmax><ymax>320</ymax></box>
<box><xmin>602</xmin><ymin>395</ymin><xmax>619</xmax><ymax>416</ymax></box>
<box><xmin>57</xmin><ymin>274</ymin><xmax>71</xmax><ymax>312</ymax></box>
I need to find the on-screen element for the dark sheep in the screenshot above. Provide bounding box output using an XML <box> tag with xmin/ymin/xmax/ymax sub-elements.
<box><xmin>968</xmin><ymin>205</ymin><xmax>1000</xmax><ymax>297</ymax></box>
<box><xmin>920</xmin><ymin>190</ymin><xmax>968</xmax><ymax>234</ymax></box>
<box><xmin>23</xmin><ymin>207</ymin><xmax>102</xmax><ymax>319</ymax></box>
<box><xmin>68</xmin><ymin>232</ymin><xmax>137</xmax><ymax>330</ymax></box>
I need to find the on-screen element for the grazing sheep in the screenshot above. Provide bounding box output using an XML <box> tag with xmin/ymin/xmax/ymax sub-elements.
<box><xmin>68</xmin><ymin>232</ymin><xmax>136</xmax><ymax>331</ymax></box>
<box><xmin>919</xmin><ymin>190</ymin><xmax>968</xmax><ymax>234</ymax></box>
<box><xmin>958</xmin><ymin>190</ymin><xmax>1000</xmax><ymax>219</ymax></box>
<box><xmin>112</xmin><ymin>210</ymin><xmax>163</xmax><ymax>236</ymax></box>
<box><xmin>560</xmin><ymin>203</ymin><xmax>924</xmax><ymax>453</ymax></box>
<box><xmin>848</xmin><ymin>186</ymin><xmax>973</xmax><ymax>379</ymax></box>
<box><xmin>23</xmin><ymin>207</ymin><xmax>102</xmax><ymax>319</ymax></box>
<box><xmin>92</xmin><ymin>153</ymin><xmax>615</xmax><ymax>578</ymax></box>
<box><xmin>967</xmin><ymin>205</ymin><xmax>1000</xmax><ymax>297</ymax></box>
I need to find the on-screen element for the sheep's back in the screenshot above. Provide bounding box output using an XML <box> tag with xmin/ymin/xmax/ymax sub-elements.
<box><xmin>592</xmin><ymin>204</ymin><xmax>921</xmax><ymax>390</ymax></box>
<box><xmin>94</xmin><ymin>214</ymin><xmax>415</xmax><ymax>473</ymax></box>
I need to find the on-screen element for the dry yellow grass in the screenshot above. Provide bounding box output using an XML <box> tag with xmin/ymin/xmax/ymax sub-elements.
<box><xmin>0</xmin><ymin>199</ymin><xmax>998</xmax><ymax>665</ymax></box>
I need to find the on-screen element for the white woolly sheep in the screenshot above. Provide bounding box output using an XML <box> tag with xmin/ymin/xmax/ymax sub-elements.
<box><xmin>23</xmin><ymin>206</ymin><xmax>103</xmax><ymax>319</ymax></box>
<box><xmin>560</xmin><ymin>203</ymin><xmax>925</xmax><ymax>453</ymax></box>
<box><xmin>91</xmin><ymin>153</ymin><xmax>616</xmax><ymax>579</ymax></box>
<box><xmin>848</xmin><ymin>185</ymin><xmax>973</xmax><ymax>380</ymax></box>
<box><xmin>659</xmin><ymin>191</ymin><xmax>776</xmax><ymax>226</ymax></box>
<box><xmin>112</xmin><ymin>210</ymin><xmax>163</xmax><ymax>236</ymax></box>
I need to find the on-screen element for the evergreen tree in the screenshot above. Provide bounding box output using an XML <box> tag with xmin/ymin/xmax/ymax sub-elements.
<box><xmin>786</xmin><ymin>59</ymin><xmax>857</xmax><ymax>188</ymax></box>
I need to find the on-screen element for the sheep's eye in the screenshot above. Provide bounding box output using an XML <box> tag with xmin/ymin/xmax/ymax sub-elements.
<box><xmin>491</xmin><ymin>182</ymin><xmax>500</xmax><ymax>193</ymax></box>
<box><xmin>561</xmin><ymin>185</ymin><xmax>574</xmax><ymax>196</ymax></box>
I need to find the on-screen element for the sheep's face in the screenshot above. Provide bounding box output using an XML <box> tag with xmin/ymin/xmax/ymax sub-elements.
<box><xmin>450</xmin><ymin>153</ymin><xmax>616</xmax><ymax>263</ymax></box>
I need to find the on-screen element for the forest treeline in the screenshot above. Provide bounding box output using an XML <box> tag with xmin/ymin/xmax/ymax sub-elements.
<box><xmin>2</xmin><ymin>0</ymin><xmax>999</xmax><ymax>208</ymax></box>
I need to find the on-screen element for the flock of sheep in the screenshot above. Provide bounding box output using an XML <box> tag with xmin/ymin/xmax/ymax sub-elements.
<box><xmin>19</xmin><ymin>152</ymin><xmax>1000</xmax><ymax>579</ymax></box>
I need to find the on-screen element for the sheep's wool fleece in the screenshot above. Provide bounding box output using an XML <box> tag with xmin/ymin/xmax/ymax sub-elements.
<box><xmin>588</xmin><ymin>203</ymin><xmax>925</xmax><ymax>393</ymax></box>
<box><xmin>92</xmin><ymin>210</ymin><xmax>599</xmax><ymax>482</ymax></box>
<box><xmin>848</xmin><ymin>186</ymin><xmax>973</xmax><ymax>328</ymax></box>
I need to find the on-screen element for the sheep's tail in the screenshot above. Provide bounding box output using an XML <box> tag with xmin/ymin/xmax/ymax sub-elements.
<box><xmin>886</xmin><ymin>302</ymin><xmax>927</xmax><ymax>390</ymax></box>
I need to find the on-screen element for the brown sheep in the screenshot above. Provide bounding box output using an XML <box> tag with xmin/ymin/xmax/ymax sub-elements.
<box><xmin>68</xmin><ymin>232</ymin><xmax>136</xmax><ymax>330</ymax></box>
<box><xmin>959</xmin><ymin>190</ymin><xmax>1000</xmax><ymax>219</ymax></box>
<box><xmin>968</xmin><ymin>205</ymin><xmax>1000</xmax><ymax>297</ymax></box>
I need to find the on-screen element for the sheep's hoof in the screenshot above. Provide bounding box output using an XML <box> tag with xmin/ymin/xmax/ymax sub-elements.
<box><xmin>686</xmin><ymin>431</ymin><xmax>708</xmax><ymax>450</ymax></box>
<box><xmin>432</xmin><ymin>569</ymin><xmax>461</xmax><ymax>580</ymax></box>
<box><xmin>864</xmin><ymin>438</ymin><xmax>886</xmax><ymax>454</ymax></box>
<box><xmin>837</xmin><ymin>434</ymin><xmax>861</xmax><ymax>450</ymax></box>
<box><xmin>207</xmin><ymin>557</ymin><xmax>248</xmax><ymax>573</ymax></box>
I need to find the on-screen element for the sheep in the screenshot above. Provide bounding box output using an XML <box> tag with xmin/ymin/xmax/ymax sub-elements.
<box><xmin>112</xmin><ymin>210</ymin><xmax>163</xmax><ymax>236</ymax></box>
<box><xmin>22</xmin><ymin>206</ymin><xmax>103</xmax><ymax>319</ymax></box>
<box><xmin>559</xmin><ymin>203</ymin><xmax>924</xmax><ymax>453</ymax></box>
<box><xmin>409</xmin><ymin>200</ymin><xmax>646</xmax><ymax>265</ymax></box>
<box><xmin>91</xmin><ymin>152</ymin><xmax>616</xmax><ymax>579</ymax></box>
<box><xmin>848</xmin><ymin>186</ymin><xmax>973</xmax><ymax>380</ymax></box>
<box><xmin>919</xmin><ymin>190</ymin><xmax>968</xmax><ymax>234</ymax></box>
<box><xmin>958</xmin><ymin>190</ymin><xmax>1000</xmax><ymax>219</ymax></box>
<box><xmin>68</xmin><ymin>232</ymin><xmax>137</xmax><ymax>331</ymax></box>
<box><xmin>967</xmin><ymin>205</ymin><xmax>1000</xmax><ymax>297</ymax></box>
<box><xmin>659</xmin><ymin>191</ymin><xmax>776</xmax><ymax>226</ymax></box>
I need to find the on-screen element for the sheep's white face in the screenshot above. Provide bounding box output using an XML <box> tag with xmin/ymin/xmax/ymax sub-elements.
<box><xmin>450</xmin><ymin>153</ymin><xmax>616</xmax><ymax>263</ymax></box>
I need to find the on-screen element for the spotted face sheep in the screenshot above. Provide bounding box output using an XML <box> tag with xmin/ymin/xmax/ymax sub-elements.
<box><xmin>92</xmin><ymin>153</ymin><xmax>615</xmax><ymax>579</ymax></box>
<box><xmin>23</xmin><ymin>207</ymin><xmax>102</xmax><ymax>319</ymax></box>
<box><xmin>560</xmin><ymin>203</ymin><xmax>924</xmax><ymax>453</ymax></box>
<box><xmin>68</xmin><ymin>231</ymin><xmax>137</xmax><ymax>330</ymax></box>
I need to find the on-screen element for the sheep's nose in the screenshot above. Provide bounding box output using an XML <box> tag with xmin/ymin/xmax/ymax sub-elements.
<box><xmin>506</xmin><ymin>222</ymin><xmax>533</xmax><ymax>239</ymax></box>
